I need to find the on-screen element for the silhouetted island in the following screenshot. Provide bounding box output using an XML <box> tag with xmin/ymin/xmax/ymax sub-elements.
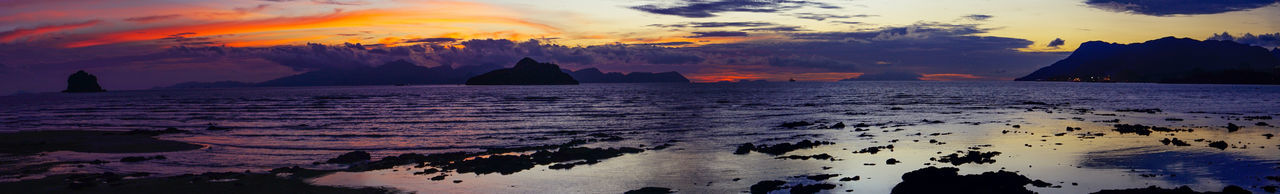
<box><xmin>465</xmin><ymin>58</ymin><xmax>579</xmax><ymax>85</ymax></box>
<box><xmin>564</xmin><ymin>68</ymin><xmax>690</xmax><ymax>83</ymax></box>
<box><xmin>63</xmin><ymin>70</ymin><xmax>106</xmax><ymax>93</ymax></box>
<box><xmin>1017</xmin><ymin>37</ymin><xmax>1280</xmax><ymax>84</ymax></box>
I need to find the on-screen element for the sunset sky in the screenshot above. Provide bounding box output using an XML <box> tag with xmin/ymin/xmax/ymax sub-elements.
<box><xmin>2</xmin><ymin>0</ymin><xmax>1279</xmax><ymax>94</ymax></box>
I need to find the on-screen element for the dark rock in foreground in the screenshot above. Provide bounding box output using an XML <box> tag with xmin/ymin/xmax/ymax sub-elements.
<box><xmin>63</xmin><ymin>70</ymin><xmax>106</xmax><ymax>93</ymax></box>
<box><xmin>891</xmin><ymin>166</ymin><xmax>1045</xmax><ymax>194</ymax></box>
<box><xmin>750</xmin><ymin>180</ymin><xmax>788</xmax><ymax>194</ymax></box>
<box><xmin>565</xmin><ymin>68</ymin><xmax>690</xmax><ymax>83</ymax></box>
<box><xmin>0</xmin><ymin>172</ymin><xmax>391</xmax><ymax>194</ymax></box>
<box><xmin>934</xmin><ymin>151</ymin><xmax>1001</xmax><ymax>165</ymax></box>
<box><xmin>1016</xmin><ymin>37</ymin><xmax>1280</xmax><ymax>84</ymax></box>
<box><xmin>327</xmin><ymin>151</ymin><xmax>372</xmax><ymax>164</ymax></box>
<box><xmin>465</xmin><ymin>57</ymin><xmax>579</xmax><ymax>85</ymax></box>
<box><xmin>1090</xmin><ymin>185</ymin><xmax>1251</xmax><ymax>194</ymax></box>
<box><xmin>734</xmin><ymin>140</ymin><xmax>834</xmax><ymax>155</ymax></box>
<box><xmin>625</xmin><ymin>187</ymin><xmax>674</xmax><ymax>194</ymax></box>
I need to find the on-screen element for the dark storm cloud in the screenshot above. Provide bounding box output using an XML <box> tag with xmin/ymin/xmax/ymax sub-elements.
<box><xmin>641</xmin><ymin>41</ymin><xmax>696</xmax><ymax>46</ymax></box>
<box><xmin>688</xmin><ymin>22</ymin><xmax>774</xmax><ymax>28</ymax></box>
<box><xmin>693</xmin><ymin>22</ymin><xmax>1069</xmax><ymax>76</ymax></box>
<box><xmin>630</xmin><ymin>0</ymin><xmax>839</xmax><ymax>18</ymax></box>
<box><xmin>124</xmin><ymin>14</ymin><xmax>182</xmax><ymax>22</ymax></box>
<box><xmin>768</xmin><ymin>56</ymin><xmax>858</xmax><ymax>72</ymax></box>
<box><xmin>650</xmin><ymin>22</ymin><xmax>775</xmax><ymax>28</ymax></box>
<box><xmin>687</xmin><ymin>31</ymin><xmax>749</xmax><ymax>38</ymax></box>
<box><xmin>789</xmin><ymin>22</ymin><xmax>988</xmax><ymax>41</ymax></box>
<box><xmin>790</xmin><ymin>13</ymin><xmax>876</xmax><ymax>21</ymax></box>
<box><xmin>1208</xmin><ymin>32</ymin><xmax>1280</xmax><ymax>48</ymax></box>
<box><xmin>962</xmin><ymin>14</ymin><xmax>993</xmax><ymax>21</ymax></box>
<box><xmin>742</xmin><ymin>26</ymin><xmax>806</xmax><ymax>32</ymax></box>
<box><xmin>841</xmin><ymin>71</ymin><xmax>923</xmax><ymax>81</ymax></box>
<box><xmin>1085</xmin><ymin>0</ymin><xmax>1280</xmax><ymax>16</ymax></box>
<box><xmin>646</xmin><ymin>53</ymin><xmax>705</xmax><ymax>64</ymax></box>
<box><xmin>404</xmin><ymin>37</ymin><xmax>458</xmax><ymax>44</ymax></box>
<box><xmin>1048</xmin><ymin>38</ymin><xmax>1066</xmax><ymax>48</ymax></box>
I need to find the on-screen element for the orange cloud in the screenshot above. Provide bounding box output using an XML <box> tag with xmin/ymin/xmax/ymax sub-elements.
<box><xmin>0</xmin><ymin>20</ymin><xmax>101</xmax><ymax>42</ymax></box>
<box><xmin>688</xmin><ymin>71</ymin><xmax>863</xmax><ymax>83</ymax></box>
<box><xmin>62</xmin><ymin>9</ymin><xmax>559</xmax><ymax>48</ymax></box>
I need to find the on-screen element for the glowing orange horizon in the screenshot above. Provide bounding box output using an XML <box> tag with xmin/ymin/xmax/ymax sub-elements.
<box><xmin>60</xmin><ymin>9</ymin><xmax>561</xmax><ymax>48</ymax></box>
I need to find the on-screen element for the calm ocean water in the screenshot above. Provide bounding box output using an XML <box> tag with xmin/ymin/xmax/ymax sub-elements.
<box><xmin>2</xmin><ymin>81</ymin><xmax>1279</xmax><ymax>193</ymax></box>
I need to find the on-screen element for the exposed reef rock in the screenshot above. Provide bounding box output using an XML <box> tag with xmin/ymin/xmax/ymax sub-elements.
<box><xmin>63</xmin><ymin>70</ymin><xmax>106</xmax><ymax>93</ymax></box>
<box><xmin>1090</xmin><ymin>185</ymin><xmax>1251</xmax><ymax>194</ymax></box>
<box><xmin>891</xmin><ymin>167</ymin><xmax>1050</xmax><ymax>194</ymax></box>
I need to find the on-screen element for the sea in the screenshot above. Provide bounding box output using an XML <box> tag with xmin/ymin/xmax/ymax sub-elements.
<box><xmin>1</xmin><ymin>81</ymin><xmax>1278</xmax><ymax>193</ymax></box>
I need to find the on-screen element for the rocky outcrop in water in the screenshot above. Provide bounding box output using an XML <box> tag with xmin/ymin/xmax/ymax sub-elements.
<box><xmin>465</xmin><ymin>58</ymin><xmax>579</xmax><ymax>85</ymax></box>
<box><xmin>63</xmin><ymin>70</ymin><xmax>106</xmax><ymax>93</ymax></box>
<box><xmin>564</xmin><ymin>68</ymin><xmax>690</xmax><ymax>83</ymax></box>
<box><xmin>1017</xmin><ymin>37</ymin><xmax>1280</xmax><ymax>84</ymax></box>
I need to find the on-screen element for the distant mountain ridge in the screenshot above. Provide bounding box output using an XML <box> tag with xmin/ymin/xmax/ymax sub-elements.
<box><xmin>162</xmin><ymin>59</ymin><xmax>689</xmax><ymax>89</ymax></box>
<box><xmin>258</xmin><ymin>60</ymin><xmax>498</xmax><ymax>87</ymax></box>
<box><xmin>1016</xmin><ymin>37</ymin><xmax>1280</xmax><ymax>84</ymax></box>
<box><xmin>563</xmin><ymin>68</ymin><xmax>690</xmax><ymax>83</ymax></box>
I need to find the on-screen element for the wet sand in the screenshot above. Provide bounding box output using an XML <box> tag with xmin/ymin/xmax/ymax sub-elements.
<box><xmin>0</xmin><ymin>130</ymin><xmax>203</xmax><ymax>155</ymax></box>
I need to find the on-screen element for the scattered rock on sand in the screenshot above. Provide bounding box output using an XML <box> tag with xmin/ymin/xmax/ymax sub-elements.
<box><xmin>444</xmin><ymin>147</ymin><xmax>644</xmax><ymax>175</ymax></box>
<box><xmin>886</xmin><ymin>158</ymin><xmax>901</xmax><ymax>165</ymax></box>
<box><xmin>802</xmin><ymin>174</ymin><xmax>840</xmax><ymax>181</ymax></box>
<box><xmin>1208</xmin><ymin>141</ymin><xmax>1229</xmax><ymax>150</ymax></box>
<box><xmin>780</xmin><ymin>121</ymin><xmax>814</xmax><ymax>128</ymax></box>
<box><xmin>1160</xmin><ymin>138</ymin><xmax>1191</xmax><ymax>146</ymax></box>
<box><xmin>1113</xmin><ymin>124</ymin><xmax>1154</xmax><ymax>136</ymax></box>
<box><xmin>789</xmin><ymin>183</ymin><xmax>837</xmax><ymax>194</ymax></box>
<box><xmin>327</xmin><ymin>151</ymin><xmax>372</xmax><ymax>164</ymax></box>
<box><xmin>750</xmin><ymin>180</ymin><xmax>788</xmax><ymax>194</ymax></box>
<box><xmin>1227</xmin><ymin>123</ymin><xmax>1241</xmax><ymax>132</ymax></box>
<box><xmin>934</xmin><ymin>151</ymin><xmax>1001</xmax><ymax>165</ymax></box>
<box><xmin>775</xmin><ymin>153</ymin><xmax>836</xmax><ymax>161</ymax></box>
<box><xmin>853</xmin><ymin>145</ymin><xmax>894</xmax><ymax>154</ymax></box>
<box><xmin>735</xmin><ymin>140</ymin><xmax>834</xmax><ymax>155</ymax></box>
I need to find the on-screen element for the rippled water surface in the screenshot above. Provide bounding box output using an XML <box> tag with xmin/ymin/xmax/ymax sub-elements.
<box><xmin>2</xmin><ymin>82</ymin><xmax>1279</xmax><ymax>193</ymax></box>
